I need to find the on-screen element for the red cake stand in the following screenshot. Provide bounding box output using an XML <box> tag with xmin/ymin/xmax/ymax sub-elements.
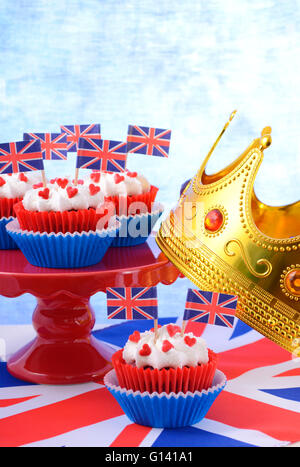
<box><xmin>0</xmin><ymin>235</ymin><xmax>180</xmax><ymax>385</ymax></box>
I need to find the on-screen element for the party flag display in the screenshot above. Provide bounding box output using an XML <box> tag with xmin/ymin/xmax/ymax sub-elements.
<box><xmin>77</xmin><ymin>138</ymin><xmax>127</xmax><ymax>172</ymax></box>
<box><xmin>23</xmin><ymin>133</ymin><xmax>68</xmax><ymax>161</ymax></box>
<box><xmin>127</xmin><ymin>125</ymin><xmax>171</xmax><ymax>158</ymax></box>
<box><xmin>183</xmin><ymin>289</ymin><xmax>238</xmax><ymax>328</ymax></box>
<box><xmin>60</xmin><ymin>124</ymin><xmax>101</xmax><ymax>152</ymax></box>
<box><xmin>0</xmin><ymin>140</ymin><xmax>44</xmax><ymax>174</ymax></box>
<box><xmin>106</xmin><ymin>287</ymin><xmax>158</xmax><ymax>320</ymax></box>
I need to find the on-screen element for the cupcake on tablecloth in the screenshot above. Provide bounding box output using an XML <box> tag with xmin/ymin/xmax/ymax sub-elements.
<box><xmin>104</xmin><ymin>323</ymin><xmax>226</xmax><ymax>428</ymax></box>
<box><xmin>7</xmin><ymin>179</ymin><xmax>119</xmax><ymax>268</ymax></box>
<box><xmin>87</xmin><ymin>170</ymin><xmax>163</xmax><ymax>247</ymax></box>
<box><xmin>0</xmin><ymin>172</ymin><xmax>42</xmax><ymax>249</ymax></box>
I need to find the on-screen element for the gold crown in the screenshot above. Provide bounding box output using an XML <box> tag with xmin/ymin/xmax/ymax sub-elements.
<box><xmin>156</xmin><ymin>111</ymin><xmax>300</xmax><ymax>354</ymax></box>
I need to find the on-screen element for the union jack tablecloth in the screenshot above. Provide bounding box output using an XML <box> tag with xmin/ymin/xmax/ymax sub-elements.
<box><xmin>0</xmin><ymin>317</ymin><xmax>299</xmax><ymax>447</ymax></box>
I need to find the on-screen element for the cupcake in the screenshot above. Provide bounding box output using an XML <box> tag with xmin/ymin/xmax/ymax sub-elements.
<box><xmin>88</xmin><ymin>170</ymin><xmax>158</xmax><ymax>216</ymax></box>
<box><xmin>86</xmin><ymin>171</ymin><xmax>161</xmax><ymax>247</ymax></box>
<box><xmin>14</xmin><ymin>178</ymin><xmax>107</xmax><ymax>234</ymax></box>
<box><xmin>105</xmin><ymin>323</ymin><xmax>225</xmax><ymax>428</ymax></box>
<box><xmin>8</xmin><ymin>179</ymin><xmax>119</xmax><ymax>268</ymax></box>
<box><xmin>0</xmin><ymin>172</ymin><xmax>42</xmax><ymax>249</ymax></box>
<box><xmin>111</xmin><ymin>323</ymin><xmax>218</xmax><ymax>394</ymax></box>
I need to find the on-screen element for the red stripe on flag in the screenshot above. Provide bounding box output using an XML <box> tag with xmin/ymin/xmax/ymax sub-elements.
<box><xmin>206</xmin><ymin>390</ymin><xmax>300</xmax><ymax>443</ymax></box>
<box><xmin>217</xmin><ymin>337</ymin><xmax>291</xmax><ymax>380</ymax></box>
<box><xmin>275</xmin><ymin>367</ymin><xmax>300</xmax><ymax>377</ymax></box>
<box><xmin>0</xmin><ymin>395</ymin><xmax>39</xmax><ymax>408</ymax></box>
<box><xmin>110</xmin><ymin>423</ymin><xmax>152</xmax><ymax>447</ymax></box>
<box><xmin>0</xmin><ymin>387</ymin><xmax>123</xmax><ymax>447</ymax></box>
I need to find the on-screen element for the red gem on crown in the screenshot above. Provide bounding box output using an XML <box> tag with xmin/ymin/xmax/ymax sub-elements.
<box><xmin>204</xmin><ymin>209</ymin><xmax>224</xmax><ymax>232</ymax></box>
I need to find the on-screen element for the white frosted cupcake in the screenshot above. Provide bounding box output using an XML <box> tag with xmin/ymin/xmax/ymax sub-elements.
<box><xmin>14</xmin><ymin>180</ymin><xmax>107</xmax><ymax>234</ymax></box>
<box><xmin>0</xmin><ymin>172</ymin><xmax>42</xmax><ymax>218</ymax></box>
<box><xmin>0</xmin><ymin>172</ymin><xmax>43</xmax><ymax>249</ymax></box>
<box><xmin>112</xmin><ymin>323</ymin><xmax>218</xmax><ymax>394</ymax></box>
<box><xmin>87</xmin><ymin>170</ymin><xmax>158</xmax><ymax>216</ymax></box>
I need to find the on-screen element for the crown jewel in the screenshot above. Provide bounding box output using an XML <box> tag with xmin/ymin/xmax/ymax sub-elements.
<box><xmin>157</xmin><ymin>112</ymin><xmax>300</xmax><ymax>354</ymax></box>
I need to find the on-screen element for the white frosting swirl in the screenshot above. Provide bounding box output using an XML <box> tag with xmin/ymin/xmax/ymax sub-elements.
<box><xmin>122</xmin><ymin>324</ymin><xmax>209</xmax><ymax>370</ymax></box>
<box><xmin>22</xmin><ymin>182</ymin><xmax>104</xmax><ymax>212</ymax></box>
<box><xmin>0</xmin><ymin>172</ymin><xmax>43</xmax><ymax>199</ymax></box>
<box><xmin>85</xmin><ymin>171</ymin><xmax>151</xmax><ymax>197</ymax></box>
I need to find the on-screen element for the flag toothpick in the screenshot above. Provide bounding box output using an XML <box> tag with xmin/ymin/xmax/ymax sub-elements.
<box><xmin>106</xmin><ymin>287</ymin><xmax>159</xmax><ymax>343</ymax></box>
<box><xmin>153</xmin><ymin>318</ymin><xmax>159</xmax><ymax>343</ymax></box>
<box><xmin>76</xmin><ymin>138</ymin><xmax>127</xmax><ymax>177</ymax></box>
<box><xmin>41</xmin><ymin>170</ymin><xmax>47</xmax><ymax>188</ymax></box>
<box><xmin>127</xmin><ymin>125</ymin><xmax>172</xmax><ymax>158</ymax></box>
<box><xmin>0</xmin><ymin>140</ymin><xmax>44</xmax><ymax>177</ymax></box>
<box><xmin>181</xmin><ymin>319</ymin><xmax>187</xmax><ymax>336</ymax></box>
<box><xmin>183</xmin><ymin>288</ymin><xmax>238</xmax><ymax>329</ymax></box>
<box><xmin>60</xmin><ymin>124</ymin><xmax>101</xmax><ymax>153</ymax></box>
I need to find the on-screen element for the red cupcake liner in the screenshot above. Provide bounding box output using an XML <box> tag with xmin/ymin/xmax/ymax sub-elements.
<box><xmin>14</xmin><ymin>201</ymin><xmax>109</xmax><ymax>234</ymax></box>
<box><xmin>112</xmin><ymin>348</ymin><xmax>218</xmax><ymax>395</ymax></box>
<box><xmin>104</xmin><ymin>185</ymin><xmax>159</xmax><ymax>216</ymax></box>
<box><xmin>0</xmin><ymin>197</ymin><xmax>22</xmax><ymax>219</ymax></box>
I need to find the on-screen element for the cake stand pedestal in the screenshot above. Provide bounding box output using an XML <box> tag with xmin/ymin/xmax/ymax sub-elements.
<box><xmin>0</xmin><ymin>235</ymin><xmax>180</xmax><ymax>385</ymax></box>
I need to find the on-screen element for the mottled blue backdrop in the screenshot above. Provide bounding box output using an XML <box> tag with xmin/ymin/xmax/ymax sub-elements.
<box><xmin>0</xmin><ymin>0</ymin><xmax>299</xmax><ymax>324</ymax></box>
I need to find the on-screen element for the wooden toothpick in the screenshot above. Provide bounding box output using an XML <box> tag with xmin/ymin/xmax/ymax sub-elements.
<box><xmin>154</xmin><ymin>318</ymin><xmax>158</xmax><ymax>344</ymax></box>
<box><xmin>74</xmin><ymin>168</ymin><xmax>79</xmax><ymax>186</ymax></box>
<box><xmin>41</xmin><ymin>170</ymin><xmax>47</xmax><ymax>188</ymax></box>
<box><xmin>181</xmin><ymin>319</ymin><xmax>187</xmax><ymax>336</ymax></box>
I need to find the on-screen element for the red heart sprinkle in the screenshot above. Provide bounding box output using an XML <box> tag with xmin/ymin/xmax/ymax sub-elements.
<box><xmin>114</xmin><ymin>173</ymin><xmax>125</xmax><ymax>184</ymax></box>
<box><xmin>162</xmin><ymin>340</ymin><xmax>174</xmax><ymax>353</ymax></box>
<box><xmin>127</xmin><ymin>171</ymin><xmax>138</xmax><ymax>178</ymax></box>
<box><xmin>129</xmin><ymin>331</ymin><xmax>140</xmax><ymax>343</ymax></box>
<box><xmin>19</xmin><ymin>173</ymin><xmax>28</xmax><ymax>183</ymax></box>
<box><xmin>167</xmin><ymin>324</ymin><xmax>181</xmax><ymax>338</ymax></box>
<box><xmin>33</xmin><ymin>182</ymin><xmax>44</xmax><ymax>189</ymax></box>
<box><xmin>50</xmin><ymin>178</ymin><xmax>57</xmax><ymax>184</ymax></box>
<box><xmin>89</xmin><ymin>184</ymin><xmax>100</xmax><ymax>196</ymax></box>
<box><xmin>38</xmin><ymin>188</ymin><xmax>50</xmax><ymax>200</ymax></box>
<box><xmin>184</xmin><ymin>336</ymin><xmax>196</xmax><ymax>347</ymax></box>
<box><xmin>139</xmin><ymin>343</ymin><xmax>152</xmax><ymax>357</ymax></box>
<box><xmin>56</xmin><ymin>178</ymin><xmax>69</xmax><ymax>189</ymax></box>
<box><xmin>91</xmin><ymin>172</ymin><xmax>101</xmax><ymax>183</ymax></box>
<box><xmin>66</xmin><ymin>186</ymin><xmax>78</xmax><ymax>199</ymax></box>
<box><xmin>0</xmin><ymin>177</ymin><xmax>6</xmax><ymax>187</ymax></box>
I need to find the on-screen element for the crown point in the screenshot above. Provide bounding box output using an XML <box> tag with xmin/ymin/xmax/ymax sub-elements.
<box><xmin>229</xmin><ymin>110</ymin><xmax>237</xmax><ymax>121</ymax></box>
<box><xmin>260</xmin><ymin>127</ymin><xmax>272</xmax><ymax>150</ymax></box>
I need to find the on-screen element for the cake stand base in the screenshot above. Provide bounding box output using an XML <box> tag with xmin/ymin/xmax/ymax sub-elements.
<box><xmin>7</xmin><ymin>295</ymin><xmax>112</xmax><ymax>385</ymax></box>
<box><xmin>0</xmin><ymin>238</ymin><xmax>180</xmax><ymax>385</ymax></box>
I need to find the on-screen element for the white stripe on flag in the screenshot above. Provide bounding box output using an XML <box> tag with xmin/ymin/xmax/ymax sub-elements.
<box><xmin>22</xmin><ymin>415</ymin><xmax>130</xmax><ymax>447</ymax></box>
<box><xmin>194</xmin><ymin>418</ymin><xmax>289</xmax><ymax>447</ymax></box>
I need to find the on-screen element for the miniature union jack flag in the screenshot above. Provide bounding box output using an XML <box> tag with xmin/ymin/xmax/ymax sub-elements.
<box><xmin>127</xmin><ymin>125</ymin><xmax>171</xmax><ymax>158</ymax></box>
<box><xmin>106</xmin><ymin>287</ymin><xmax>158</xmax><ymax>320</ymax></box>
<box><xmin>23</xmin><ymin>133</ymin><xmax>68</xmax><ymax>161</ymax></box>
<box><xmin>183</xmin><ymin>289</ymin><xmax>238</xmax><ymax>328</ymax></box>
<box><xmin>0</xmin><ymin>140</ymin><xmax>44</xmax><ymax>174</ymax></box>
<box><xmin>77</xmin><ymin>138</ymin><xmax>127</xmax><ymax>173</ymax></box>
<box><xmin>60</xmin><ymin>124</ymin><xmax>101</xmax><ymax>152</ymax></box>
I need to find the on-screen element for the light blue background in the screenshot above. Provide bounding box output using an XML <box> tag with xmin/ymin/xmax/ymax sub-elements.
<box><xmin>0</xmin><ymin>0</ymin><xmax>299</xmax><ymax>324</ymax></box>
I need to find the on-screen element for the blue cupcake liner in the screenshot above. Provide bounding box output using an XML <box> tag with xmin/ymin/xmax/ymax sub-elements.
<box><xmin>104</xmin><ymin>368</ymin><xmax>226</xmax><ymax>428</ymax></box>
<box><xmin>6</xmin><ymin>219</ymin><xmax>119</xmax><ymax>269</ymax></box>
<box><xmin>111</xmin><ymin>204</ymin><xmax>164</xmax><ymax>247</ymax></box>
<box><xmin>0</xmin><ymin>217</ymin><xmax>18</xmax><ymax>250</ymax></box>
